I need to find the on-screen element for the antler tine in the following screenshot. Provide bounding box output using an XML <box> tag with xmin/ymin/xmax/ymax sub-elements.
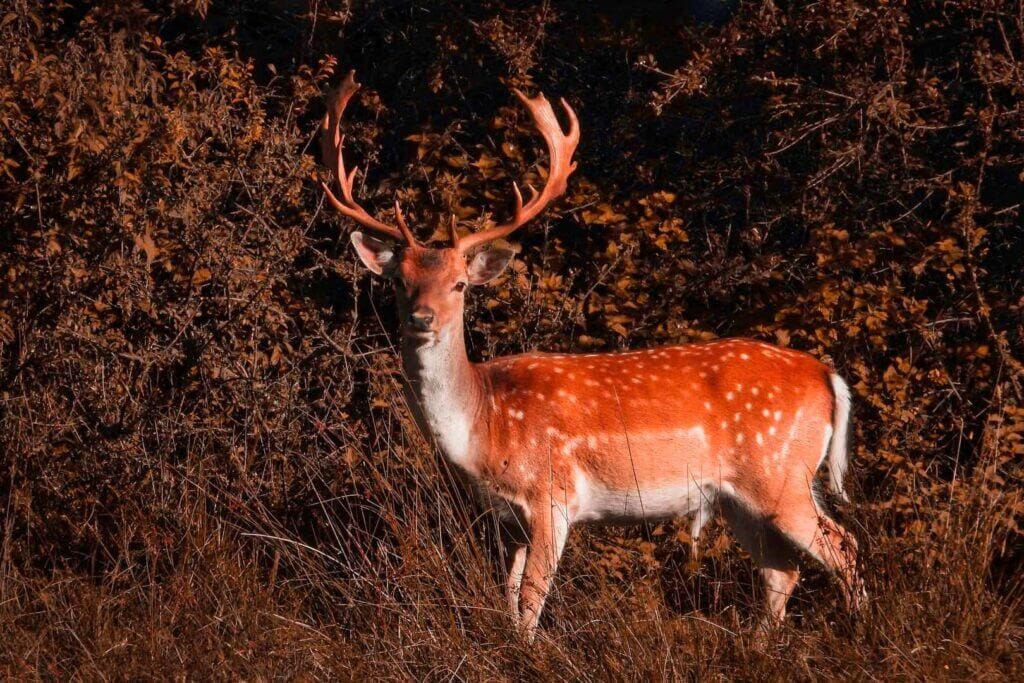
<box><xmin>393</xmin><ymin>200</ymin><xmax>417</xmax><ymax>245</ymax></box>
<box><xmin>448</xmin><ymin>214</ymin><xmax>461</xmax><ymax>248</ymax></box>
<box><xmin>319</xmin><ymin>69</ymin><xmax>417</xmax><ymax>246</ymax></box>
<box><xmin>458</xmin><ymin>90</ymin><xmax>580</xmax><ymax>253</ymax></box>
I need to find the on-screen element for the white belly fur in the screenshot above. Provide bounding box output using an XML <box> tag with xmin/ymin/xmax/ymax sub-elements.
<box><xmin>574</xmin><ymin>471</ymin><xmax>712</xmax><ymax>523</ymax></box>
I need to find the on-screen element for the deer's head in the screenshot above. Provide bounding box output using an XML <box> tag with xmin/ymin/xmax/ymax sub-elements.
<box><xmin>320</xmin><ymin>71</ymin><xmax>579</xmax><ymax>346</ymax></box>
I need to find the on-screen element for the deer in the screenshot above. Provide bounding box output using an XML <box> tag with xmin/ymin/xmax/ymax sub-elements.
<box><xmin>318</xmin><ymin>70</ymin><xmax>863</xmax><ymax>640</ymax></box>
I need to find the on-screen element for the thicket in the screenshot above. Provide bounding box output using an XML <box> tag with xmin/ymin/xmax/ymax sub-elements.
<box><xmin>1</xmin><ymin>0</ymin><xmax>1022</xmax><ymax>678</ymax></box>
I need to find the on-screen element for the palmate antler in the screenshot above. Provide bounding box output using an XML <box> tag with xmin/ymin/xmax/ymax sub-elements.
<box><xmin>319</xmin><ymin>70</ymin><xmax>418</xmax><ymax>246</ymax></box>
<box><xmin>320</xmin><ymin>70</ymin><xmax>580</xmax><ymax>251</ymax></box>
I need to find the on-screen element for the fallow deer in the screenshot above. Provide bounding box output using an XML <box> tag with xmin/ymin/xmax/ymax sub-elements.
<box><xmin>319</xmin><ymin>70</ymin><xmax>863</xmax><ymax>640</ymax></box>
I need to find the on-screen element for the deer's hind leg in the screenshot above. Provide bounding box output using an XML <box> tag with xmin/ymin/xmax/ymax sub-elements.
<box><xmin>689</xmin><ymin>487</ymin><xmax>717</xmax><ymax>555</ymax></box>
<box><xmin>767</xmin><ymin>489</ymin><xmax>862</xmax><ymax>612</ymax></box>
<box><xmin>720</xmin><ymin>479</ymin><xmax>863</xmax><ymax>628</ymax></box>
<box><xmin>719</xmin><ymin>494</ymin><xmax>804</xmax><ymax>625</ymax></box>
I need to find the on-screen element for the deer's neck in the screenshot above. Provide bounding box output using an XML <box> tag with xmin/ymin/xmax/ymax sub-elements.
<box><xmin>401</xmin><ymin>322</ymin><xmax>485</xmax><ymax>471</ymax></box>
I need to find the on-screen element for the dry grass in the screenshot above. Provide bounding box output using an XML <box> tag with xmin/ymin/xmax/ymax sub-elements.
<box><xmin>2</xmin><ymin>406</ymin><xmax>1021</xmax><ymax>679</ymax></box>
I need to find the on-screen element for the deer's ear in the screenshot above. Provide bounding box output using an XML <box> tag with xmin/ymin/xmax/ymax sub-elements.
<box><xmin>467</xmin><ymin>247</ymin><xmax>514</xmax><ymax>285</ymax></box>
<box><xmin>350</xmin><ymin>232</ymin><xmax>398</xmax><ymax>276</ymax></box>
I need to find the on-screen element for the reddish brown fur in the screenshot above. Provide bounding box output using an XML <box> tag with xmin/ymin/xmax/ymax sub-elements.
<box><xmin>479</xmin><ymin>340</ymin><xmax>834</xmax><ymax>516</ymax></box>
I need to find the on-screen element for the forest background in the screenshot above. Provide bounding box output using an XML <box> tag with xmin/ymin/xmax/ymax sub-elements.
<box><xmin>1</xmin><ymin>0</ymin><xmax>1022</xmax><ymax>678</ymax></box>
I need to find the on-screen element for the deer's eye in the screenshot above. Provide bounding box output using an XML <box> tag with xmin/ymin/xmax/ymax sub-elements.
<box><xmin>453</xmin><ymin>281</ymin><xmax>467</xmax><ymax>293</ymax></box>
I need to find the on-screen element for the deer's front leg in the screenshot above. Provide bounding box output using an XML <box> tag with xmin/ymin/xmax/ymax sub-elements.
<box><xmin>518</xmin><ymin>498</ymin><xmax>571</xmax><ymax>640</ymax></box>
<box><xmin>505</xmin><ymin>542</ymin><xmax>527</xmax><ymax>621</ymax></box>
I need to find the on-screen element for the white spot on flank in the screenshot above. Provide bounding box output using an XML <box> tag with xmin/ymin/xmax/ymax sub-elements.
<box><xmin>720</xmin><ymin>420</ymin><xmax>728</xmax><ymax>429</ymax></box>
<box><xmin>736</xmin><ymin>433</ymin><xmax>745</xmax><ymax>445</ymax></box>
<box><xmin>762</xmin><ymin>408</ymin><xmax>770</xmax><ymax>417</ymax></box>
<box><xmin>703</xmin><ymin>401</ymin><xmax>712</xmax><ymax>410</ymax></box>
<box><xmin>726</xmin><ymin>392</ymin><xmax>734</xmax><ymax>401</ymax></box>
<box><xmin>751</xmin><ymin>387</ymin><xmax>759</xmax><ymax>395</ymax></box>
<box><xmin>745</xmin><ymin>402</ymin><xmax>752</xmax><ymax>410</ymax></box>
<box><xmin>777</xmin><ymin>408</ymin><xmax>803</xmax><ymax>463</ymax></box>
<box><xmin>740</xmin><ymin>353</ymin><xmax>749</xmax><ymax>360</ymax></box>
<box><xmin>756</xmin><ymin>432</ymin><xmax>764</xmax><ymax>445</ymax></box>
<box><xmin>768</xmin><ymin>426</ymin><xmax>776</xmax><ymax>436</ymax></box>
<box><xmin>774</xmin><ymin>410</ymin><xmax>783</xmax><ymax>422</ymax></box>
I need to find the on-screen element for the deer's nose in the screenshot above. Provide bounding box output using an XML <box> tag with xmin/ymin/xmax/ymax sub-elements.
<box><xmin>408</xmin><ymin>307</ymin><xmax>435</xmax><ymax>332</ymax></box>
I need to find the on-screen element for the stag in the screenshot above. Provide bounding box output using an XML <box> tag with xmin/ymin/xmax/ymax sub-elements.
<box><xmin>318</xmin><ymin>70</ymin><xmax>862</xmax><ymax>640</ymax></box>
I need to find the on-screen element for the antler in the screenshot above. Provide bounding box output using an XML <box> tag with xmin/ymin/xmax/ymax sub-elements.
<box><xmin>457</xmin><ymin>90</ymin><xmax>580</xmax><ymax>253</ymax></box>
<box><xmin>320</xmin><ymin>70</ymin><xmax>417</xmax><ymax>246</ymax></box>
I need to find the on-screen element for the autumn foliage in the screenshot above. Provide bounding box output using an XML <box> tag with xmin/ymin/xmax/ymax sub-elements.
<box><xmin>1</xmin><ymin>0</ymin><xmax>1022</xmax><ymax>678</ymax></box>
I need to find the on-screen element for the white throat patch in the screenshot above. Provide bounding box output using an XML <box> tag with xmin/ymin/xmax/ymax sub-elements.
<box><xmin>410</xmin><ymin>329</ymin><xmax>474</xmax><ymax>469</ymax></box>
